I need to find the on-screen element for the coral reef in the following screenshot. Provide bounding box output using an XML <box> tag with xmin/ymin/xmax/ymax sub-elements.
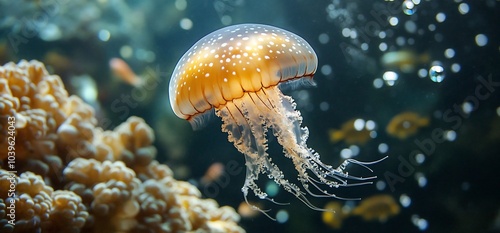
<box><xmin>0</xmin><ymin>60</ymin><xmax>244</xmax><ymax>233</ymax></box>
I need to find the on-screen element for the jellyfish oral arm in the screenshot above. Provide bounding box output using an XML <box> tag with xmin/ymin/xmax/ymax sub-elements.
<box><xmin>216</xmin><ymin>86</ymin><xmax>379</xmax><ymax>215</ymax></box>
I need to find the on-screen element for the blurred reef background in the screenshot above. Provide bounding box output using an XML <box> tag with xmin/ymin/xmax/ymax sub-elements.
<box><xmin>0</xmin><ymin>0</ymin><xmax>499</xmax><ymax>233</ymax></box>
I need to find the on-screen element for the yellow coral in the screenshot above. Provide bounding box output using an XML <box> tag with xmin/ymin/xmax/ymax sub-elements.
<box><xmin>0</xmin><ymin>169</ymin><xmax>89</xmax><ymax>233</ymax></box>
<box><xmin>0</xmin><ymin>60</ymin><xmax>244</xmax><ymax>232</ymax></box>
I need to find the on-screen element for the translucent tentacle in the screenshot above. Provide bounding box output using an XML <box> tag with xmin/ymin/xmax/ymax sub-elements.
<box><xmin>264</xmin><ymin>86</ymin><xmax>381</xmax><ymax>198</ymax></box>
<box><xmin>217</xmin><ymin>86</ymin><xmax>384</xmax><ymax>219</ymax></box>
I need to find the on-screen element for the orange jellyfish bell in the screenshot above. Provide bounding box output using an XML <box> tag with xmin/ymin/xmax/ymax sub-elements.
<box><xmin>169</xmin><ymin>24</ymin><xmax>380</xmax><ymax>215</ymax></box>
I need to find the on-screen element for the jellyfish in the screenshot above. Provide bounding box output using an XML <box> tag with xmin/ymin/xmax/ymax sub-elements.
<box><xmin>169</xmin><ymin>24</ymin><xmax>380</xmax><ymax>214</ymax></box>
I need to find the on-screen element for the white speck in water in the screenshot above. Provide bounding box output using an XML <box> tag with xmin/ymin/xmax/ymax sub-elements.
<box><xmin>276</xmin><ymin>210</ymin><xmax>289</xmax><ymax>223</ymax></box>
<box><xmin>400</xmin><ymin>194</ymin><xmax>411</xmax><ymax>207</ymax></box>
<box><xmin>378</xmin><ymin>143</ymin><xmax>389</xmax><ymax>153</ymax></box>
<box><xmin>475</xmin><ymin>34</ymin><xmax>488</xmax><ymax>47</ymax></box>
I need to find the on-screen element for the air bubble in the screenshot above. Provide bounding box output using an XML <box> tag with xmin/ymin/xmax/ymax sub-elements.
<box><xmin>400</xmin><ymin>194</ymin><xmax>411</xmax><ymax>207</ymax></box>
<box><xmin>451</xmin><ymin>63</ymin><xmax>461</xmax><ymax>73</ymax></box>
<box><xmin>383</xmin><ymin>71</ymin><xmax>398</xmax><ymax>86</ymax></box>
<box><xmin>321</xmin><ymin>64</ymin><xmax>332</xmax><ymax>76</ymax></box>
<box><xmin>436</xmin><ymin>12</ymin><xmax>446</xmax><ymax>23</ymax></box>
<box><xmin>389</xmin><ymin>17</ymin><xmax>399</xmax><ymax>26</ymax></box>
<box><xmin>402</xmin><ymin>0</ymin><xmax>416</xmax><ymax>15</ymax></box>
<box><xmin>429</xmin><ymin>65</ymin><xmax>445</xmax><ymax>82</ymax></box>
<box><xmin>276</xmin><ymin>210</ymin><xmax>289</xmax><ymax>223</ymax></box>
<box><xmin>475</xmin><ymin>34</ymin><xmax>488</xmax><ymax>47</ymax></box>
<box><xmin>378</xmin><ymin>143</ymin><xmax>389</xmax><ymax>153</ymax></box>
<box><xmin>458</xmin><ymin>3</ymin><xmax>470</xmax><ymax>15</ymax></box>
<box><xmin>373</xmin><ymin>78</ymin><xmax>384</xmax><ymax>89</ymax></box>
<box><xmin>444</xmin><ymin>48</ymin><xmax>455</xmax><ymax>58</ymax></box>
<box><xmin>318</xmin><ymin>33</ymin><xmax>330</xmax><ymax>44</ymax></box>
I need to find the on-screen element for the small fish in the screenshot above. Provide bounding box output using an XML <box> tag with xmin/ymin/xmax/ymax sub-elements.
<box><xmin>329</xmin><ymin>118</ymin><xmax>375</xmax><ymax>145</ymax></box>
<box><xmin>109</xmin><ymin>58</ymin><xmax>144</xmax><ymax>87</ymax></box>
<box><xmin>381</xmin><ymin>49</ymin><xmax>430</xmax><ymax>73</ymax></box>
<box><xmin>386</xmin><ymin>111</ymin><xmax>430</xmax><ymax>139</ymax></box>
<box><xmin>200</xmin><ymin>162</ymin><xmax>225</xmax><ymax>185</ymax></box>
<box><xmin>351</xmin><ymin>194</ymin><xmax>400</xmax><ymax>222</ymax></box>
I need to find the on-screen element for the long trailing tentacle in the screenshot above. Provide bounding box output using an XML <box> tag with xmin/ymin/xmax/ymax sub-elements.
<box><xmin>264</xmin><ymin>86</ymin><xmax>385</xmax><ymax>200</ymax></box>
<box><xmin>217</xmin><ymin>86</ymin><xmax>385</xmax><ymax>219</ymax></box>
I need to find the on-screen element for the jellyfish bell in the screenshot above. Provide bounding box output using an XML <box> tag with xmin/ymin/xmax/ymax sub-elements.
<box><xmin>169</xmin><ymin>23</ymin><xmax>383</xmax><ymax>217</ymax></box>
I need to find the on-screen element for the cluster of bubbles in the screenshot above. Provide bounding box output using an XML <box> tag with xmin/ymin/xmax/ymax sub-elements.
<box><xmin>402</xmin><ymin>0</ymin><xmax>420</xmax><ymax>16</ymax></box>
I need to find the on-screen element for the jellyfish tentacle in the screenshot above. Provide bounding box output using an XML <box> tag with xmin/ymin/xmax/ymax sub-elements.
<box><xmin>240</xmin><ymin>94</ymin><xmax>307</xmax><ymax>204</ymax></box>
<box><xmin>263</xmin><ymin>86</ymin><xmax>381</xmax><ymax>198</ymax></box>
<box><xmin>220</xmin><ymin>91</ymin><xmax>330</xmax><ymax>215</ymax></box>
<box><xmin>219</xmin><ymin>86</ymin><xmax>382</xmax><ymax>216</ymax></box>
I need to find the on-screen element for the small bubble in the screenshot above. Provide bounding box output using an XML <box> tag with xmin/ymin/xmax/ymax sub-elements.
<box><xmin>376</xmin><ymin>180</ymin><xmax>386</xmax><ymax>190</ymax></box>
<box><xmin>462</xmin><ymin>102</ymin><xmax>474</xmax><ymax>114</ymax></box>
<box><xmin>445</xmin><ymin>130</ymin><xmax>457</xmax><ymax>141</ymax></box>
<box><xmin>418</xmin><ymin>68</ymin><xmax>428</xmax><ymax>78</ymax></box>
<box><xmin>415</xmin><ymin>172</ymin><xmax>427</xmax><ymax>187</ymax></box>
<box><xmin>396</xmin><ymin>36</ymin><xmax>406</xmax><ymax>46</ymax></box>
<box><xmin>221</xmin><ymin>15</ymin><xmax>232</xmax><ymax>25</ymax></box>
<box><xmin>378</xmin><ymin>143</ymin><xmax>389</xmax><ymax>153</ymax></box>
<box><xmin>180</xmin><ymin>18</ymin><xmax>193</xmax><ymax>30</ymax></box>
<box><xmin>383</xmin><ymin>71</ymin><xmax>399</xmax><ymax>86</ymax></box>
<box><xmin>276</xmin><ymin>210</ymin><xmax>289</xmax><ymax>223</ymax></box>
<box><xmin>405</xmin><ymin>20</ymin><xmax>417</xmax><ymax>33</ymax></box>
<box><xmin>415</xmin><ymin>153</ymin><xmax>425</xmax><ymax>164</ymax></box>
<box><xmin>451</xmin><ymin>63</ymin><xmax>461</xmax><ymax>73</ymax></box>
<box><xmin>379</xmin><ymin>42</ymin><xmax>388</xmax><ymax>51</ymax></box>
<box><xmin>349</xmin><ymin>145</ymin><xmax>360</xmax><ymax>156</ymax></box>
<box><xmin>98</xmin><ymin>29</ymin><xmax>110</xmax><ymax>41</ymax></box>
<box><xmin>120</xmin><ymin>45</ymin><xmax>133</xmax><ymax>59</ymax></box>
<box><xmin>342</xmin><ymin>28</ymin><xmax>351</xmax><ymax>37</ymax></box>
<box><xmin>379</xmin><ymin>31</ymin><xmax>387</xmax><ymax>39</ymax></box>
<box><xmin>318</xmin><ymin>33</ymin><xmax>330</xmax><ymax>44</ymax></box>
<box><xmin>354</xmin><ymin>119</ymin><xmax>365</xmax><ymax>131</ymax></box>
<box><xmin>475</xmin><ymin>34</ymin><xmax>488</xmax><ymax>47</ymax></box>
<box><xmin>340</xmin><ymin>148</ymin><xmax>353</xmax><ymax>159</ymax></box>
<box><xmin>365</xmin><ymin>120</ymin><xmax>376</xmax><ymax>130</ymax></box>
<box><xmin>373</xmin><ymin>78</ymin><xmax>384</xmax><ymax>89</ymax></box>
<box><xmin>361</xmin><ymin>43</ymin><xmax>369</xmax><ymax>51</ymax></box>
<box><xmin>349</xmin><ymin>30</ymin><xmax>358</xmax><ymax>39</ymax></box>
<box><xmin>319</xmin><ymin>101</ymin><xmax>330</xmax><ymax>111</ymax></box>
<box><xmin>402</xmin><ymin>0</ymin><xmax>416</xmax><ymax>15</ymax></box>
<box><xmin>265</xmin><ymin>181</ymin><xmax>279</xmax><ymax>197</ymax></box>
<box><xmin>458</xmin><ymin>3</ymin><xmax>470</xmax><ymax>15</ymax></box>
<box><xmin>436</xmin><ymin>12</ymin><xmax>446</xmax><ymax>23</ymax></box>
<box><xmin>389</xmin><ymin>17</ymin><xmax>399</xmax><ymax>26</ymax></box>
<box><xmin>444</xmin><ymin>48</ymin><xmax>455</xmax><ymax>58</ymax></box>
<box><xmin>321</xmin><ymin>64</ymin><xmax>332</xmax><ymax>76</ymax></box>
<box><xmin>429</xmin><ymin>65</ymin><xmax>445</xmax><ymax>82</ymax></box>
<box><xmin>416</xmin><ymin>218</ymin><xmax>429</xmax><ymax>230</ymax></box>
<box><xmin>39</xmin><ymin>24</ymin><xmax>62</xmax><ymax>41</ymax></box>
<box><xmin>175</xmin><ymin>0</ymin><xmax>187</xmax><ymax>10</ymax></box>
<box><xmin>496</xmin><ymin>106</ymin><xmax>500</xmax><ymax>116</ymax></box>
<box><xmin>400</xmin><ymin>194</ymin><xmax>411</xmax><ymax>207</ymax></box>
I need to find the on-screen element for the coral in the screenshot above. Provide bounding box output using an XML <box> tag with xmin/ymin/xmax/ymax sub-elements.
<box><xmin>0</xmin><ymin>169</ymin><xmax>88</xmax><ymax>233</ymax></box>
<box><xmin>0</xmin><ymin>60</ymin><xmax>244</xmax><ymax>233</ymax></box>
<box><xmin>64</xmin><ymin>158</ymin><xmax>141</xmax><ymax>232</ymax></box>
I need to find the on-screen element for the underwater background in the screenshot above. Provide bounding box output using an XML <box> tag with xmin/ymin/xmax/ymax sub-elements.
<box><xmin>0</xmin><ymin>0</ymin><xmax>499</xmax><ymax>232</ymax></box>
